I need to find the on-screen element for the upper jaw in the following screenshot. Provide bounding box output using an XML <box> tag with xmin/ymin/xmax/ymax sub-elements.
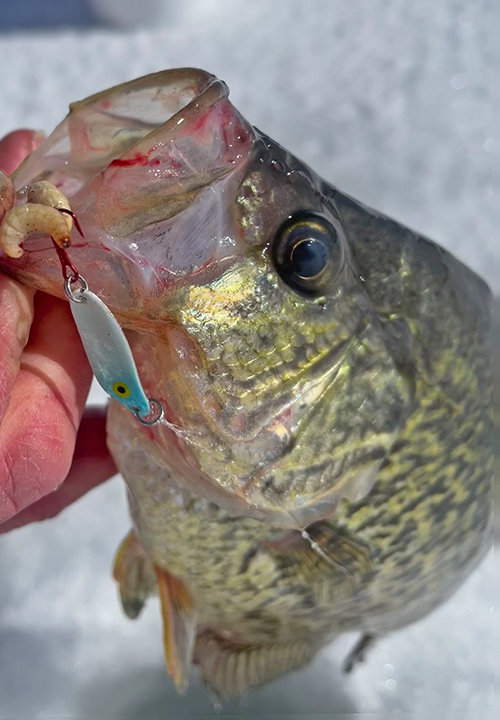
<box><xmin>0</xmin><ymin>69</ymin><xmax>256</xmax><ymax>324</ymax></box>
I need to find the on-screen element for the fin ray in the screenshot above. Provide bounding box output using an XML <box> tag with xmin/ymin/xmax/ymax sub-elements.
<box><xmin>266</xmin><ymin>521</ymin><xmax>375</xmax><ymax>601</ymax></box>
<box><xmin>112</xmin><ymin>530</ymin><xmax>156</xmax><ymax>619</ymax></box>
<box><xmin>194</xmin><ymin>630</ymin><xmax>315</xmax><ymax>700</ymax></box>
<box><xmin>155</xmin><ymin>567</ymin><xmax>196</xmax><ymax>694</ymax></box>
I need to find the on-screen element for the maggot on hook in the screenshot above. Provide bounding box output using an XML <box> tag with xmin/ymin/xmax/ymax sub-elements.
<box><xmin>0</xmin><ymin>181</ymin><xmax>74</xmax><ymax>258</ymax></box>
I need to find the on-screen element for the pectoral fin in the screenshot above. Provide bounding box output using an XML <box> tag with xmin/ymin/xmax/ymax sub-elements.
<box><xmin>154</xmin><ymin>567</ymin><xmax>196</xmax><ymax>694</ymax></box>
<box><xmin>112</xmin><ymin>530</ymin><xmax>156</xmax><ymax>619</ymax></box>
<box><xmin>266</xmin><ymin>521</ymin><xmax>375</xmax><ymax>601</ymax></box>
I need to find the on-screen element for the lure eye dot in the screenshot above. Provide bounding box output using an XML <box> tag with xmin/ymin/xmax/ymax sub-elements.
<box><xmin>112</xmin><ymin>381</ymin><xmax>131</xmax><ymax>398</ymax></box>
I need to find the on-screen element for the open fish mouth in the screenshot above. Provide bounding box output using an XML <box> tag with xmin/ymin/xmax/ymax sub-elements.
<box><xmin>3</xmin><ymin>69</ymin><xmax>255</xmax><ymax>316</ymax></box>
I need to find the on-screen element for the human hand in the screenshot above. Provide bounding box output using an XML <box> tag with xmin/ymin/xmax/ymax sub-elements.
<box><xmin>0</xmin><ymin>130</ymin><xmax>116</xmax><ymax>533</ymax></box>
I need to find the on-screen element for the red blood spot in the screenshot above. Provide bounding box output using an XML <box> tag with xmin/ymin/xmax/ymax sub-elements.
<box><xmin>167</xmin><ymin>158</ymin><xmax>183</xmax><ymax>171</ymax></box>
<box><xmin>187</xmin><ymin>111</ymin><xmax>212</xmax><ymax>136</ymax></box>
<box><xmin>178</xmin><ymin>100</ymin><xmax>252</xmax><ymax>167</ymax></box>
<box><xmin>178</xmin><ymin>100</ymin><xmax>232</xmax><ymax>139</ymax></box>
<box><xmin>109</xmin><ymin>153</ymin><xmax>151</xmax><ymax>168</ymax></box>
<box><xmin>109</xmin><ymin>152</ymin><xmax>163</xmax><ymax>169</ymax></box>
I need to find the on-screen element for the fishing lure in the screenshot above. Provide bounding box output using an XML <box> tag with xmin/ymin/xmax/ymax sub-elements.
<box><xmin>52</xmin><ymin>221</ymin><xmax>163</xmax><ymax>427</ymax></box>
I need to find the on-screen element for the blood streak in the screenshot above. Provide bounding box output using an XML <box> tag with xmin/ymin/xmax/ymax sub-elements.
<box><xmin>178</xmin><ymin>99</ymin><xmax>252</xmax><ymax>165</ymax></box>
<box><xmin>110</xmin><ymin>153</ymin><xmax>161</xmax><ymax>168</ymax></box>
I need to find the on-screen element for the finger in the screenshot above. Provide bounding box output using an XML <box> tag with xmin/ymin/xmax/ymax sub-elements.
<box><xmin>0</xmin><ymin>129</ymin><xmax>45</xmax><ymax>175</ymax></box>
<box><xmin>0</xmin><ymin>128</ymin><xmax>46</xmax><ymax>421</ymax></box>
<box><xmin>0</xmin><ymin>276</ymin><xmax>35</xmax><ymax>423</ymax></box>
<box><xmin>0</xmin><ymin>293</ymin><xmax>92</xmax><ymax>522</ymax></box>
<box><xmin>0</xmin><ymin>407</ymin><xmax>116</xmax><ymax>533</ymax></box>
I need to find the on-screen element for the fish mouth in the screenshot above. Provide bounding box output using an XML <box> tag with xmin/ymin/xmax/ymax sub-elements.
<box><xmin>4</xmin><ymin>69</ymin><xmax>255</xmax><ymax>316</ymax></box>
<box><xmin>86</xmin><ymin>69</ymin><xmax>254</xmax><ymax>238</ymax></box>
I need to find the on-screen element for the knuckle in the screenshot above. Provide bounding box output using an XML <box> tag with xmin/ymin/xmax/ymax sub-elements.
<box><xmin>0</xmin><ymin>395</ymin><xmax>75</xmax><ymax>514</ymax></box>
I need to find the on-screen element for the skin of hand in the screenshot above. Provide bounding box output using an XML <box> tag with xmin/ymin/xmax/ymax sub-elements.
<box><xmin>0</xmin><ymin>129</ymin><xmax>116</xmax><ymax>534</ymax></box>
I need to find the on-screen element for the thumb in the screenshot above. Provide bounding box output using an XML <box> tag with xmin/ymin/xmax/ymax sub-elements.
<box><xmin>0</xmin><ymin>129</ymin><xmax>45</xmax><ymax>175</ymax></box>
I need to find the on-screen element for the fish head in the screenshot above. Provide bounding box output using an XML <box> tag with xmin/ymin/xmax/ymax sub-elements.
<box><xmin>0</xmin><ymin>69</ymin><xmax>413</xmax><ymax>527</ymax></box>
<box><xmin>5</xmin><ymin>69</ymin><xmax>252</xmax><ymax>313</ymax></box>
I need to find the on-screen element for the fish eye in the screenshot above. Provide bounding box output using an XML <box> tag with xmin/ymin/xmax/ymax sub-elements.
<box><xmin>272</xmin><ymin>212</ymin><xmax>342</xmax><ymax>295</ymax></box>
<box><xmin>290</xmin><ymin>238</ymin><xmax>329</xmax><ymax>280</ymax></box>
<box><xmin>112</xmin><ymin>381</ymin><xmax>131</xmax><ymax>399</ymax></box>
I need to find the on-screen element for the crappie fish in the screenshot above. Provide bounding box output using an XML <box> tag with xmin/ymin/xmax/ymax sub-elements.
<box><xmin>0</xmin><ymin>69</ymin><xmax>493</xmax><ymax>698</ymax></box>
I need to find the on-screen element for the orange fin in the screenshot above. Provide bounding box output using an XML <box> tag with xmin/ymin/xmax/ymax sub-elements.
<box><xmin>112</xmin><ymin>530</ymin><xmax>156</xmax><ymax>619</ymax></box>
<box><xmin>194</xmin><ymin>629</ymin><xmax>315</xmax><ymax>700</ymax></box>
<box><xmin>154</xmin><ymin>566</ymin><xmax>196</xmax><ymax>694</ymax></box>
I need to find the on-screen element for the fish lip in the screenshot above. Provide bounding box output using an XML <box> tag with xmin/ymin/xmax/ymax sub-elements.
<box><xmin>92</xmin><ymin>70</ymin><xmax>235</xmax><ymax>238</ymax></box>
<box><xmin>69</xmin><ymin>67</ymin><xmax>226</xmax><ymax>115</ymax></box>
<box><xmin>13</xmin><ymin>68</ymin><xmax>228</xmax><ymax>187</ymax></box>
<box><xmin>104</xmin><ymin>69</ymin><xmax>230</xmax><ymax>169</ymax></box>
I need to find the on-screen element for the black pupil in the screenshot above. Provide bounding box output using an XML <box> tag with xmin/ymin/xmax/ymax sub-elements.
<box><xmin>117</xmin><ymin>386</ymin><xmax>126</xmax><ymax>394</ymax></box>
<box><xmin>290</xmin><ymin>238</ymin><xmax>328</xmax><ymax>278</ymax></box>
